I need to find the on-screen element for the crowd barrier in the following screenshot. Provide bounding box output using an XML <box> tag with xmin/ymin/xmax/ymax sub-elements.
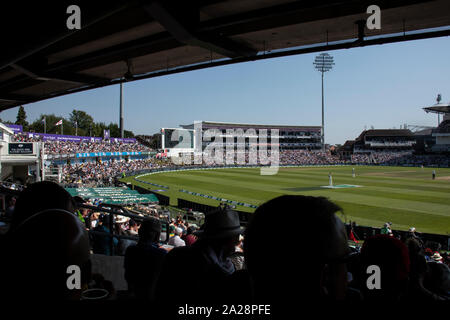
<box><xmin>133</xmin><ymin>185</ymin><xmax>170</xmax><ymax>206</ymax></box>
<box><xmin>177</xmin><ymin>198</ymin><xmax>251</xmax><ymax>225</ymax></box>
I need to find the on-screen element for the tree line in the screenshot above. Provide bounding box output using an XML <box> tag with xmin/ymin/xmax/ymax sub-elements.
<box><xmin>2</xmin><ymin>106</ymin><xmax>135</xmax><ymax>138</ymax></box>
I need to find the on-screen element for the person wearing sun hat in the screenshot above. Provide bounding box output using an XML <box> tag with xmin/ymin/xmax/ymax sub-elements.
<box><xmin>431</xmin><ymin>252</ymin><xmax>443</xmax><ymax>263</ymax></box>
<box><xmin>407</xmin><ymin>226</ymin><xmax>423</xmax><ymax>246</ymax></box>
<box><xmin>156</xmin><ymin>206</ymin><xmax>245</xmax><ymax>304</ymax></box>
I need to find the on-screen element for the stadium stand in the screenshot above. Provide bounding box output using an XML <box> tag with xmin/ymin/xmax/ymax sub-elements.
<box><xmin>353</xmin><ymin>129</ymin><xmax>416</xmax><ymax>153</ymax></box>
<box><xmin>11</xmin><ymin>133</ymin><xmax>153</xmax><ymax>154</ymax></box>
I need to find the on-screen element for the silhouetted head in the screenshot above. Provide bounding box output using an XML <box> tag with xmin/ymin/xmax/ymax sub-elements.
<box><xmin>358</xmin><ymin>235</ymin><xmax>410</xmax><ymax>300</ymax></box>
<box><xmin>10</xmin><ymin>181</ymin><xmax>76</xmax><ymax>232</ymax></box>
<box><xmin>195</xmin><ymin>207</ymin><xmax>243</xmax><ymax>257</ymax></box>
<box><xmin>424</xmin><ymin>262</ymin><xmax>450</xmax><ymax>297</ymax></box>
<box><xmin>138</xmin><ymin>218</ymin><xmax>161</xmax><ymax>244</ymax></box>
<box><xmin>244</xmin><ymin>195</ymin><xmax>350</xmax><ymax>302</ymax></box>
<box><xmin>2</xmin><ymin>208</ymin><xmax>91</xmax><ymax>300</ymax></box>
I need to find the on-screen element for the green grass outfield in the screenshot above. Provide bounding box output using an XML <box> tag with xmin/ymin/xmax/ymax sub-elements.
<box><xmin>121</xmin><ymin>166</ymin><xmax>450</xmax><ymax>235</ymax></box>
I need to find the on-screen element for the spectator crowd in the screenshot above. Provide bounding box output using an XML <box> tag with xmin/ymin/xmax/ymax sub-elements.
<box><xmin>11</xmin><ymin>133</ymin><xmax>153</xmax><ymax>154</ymax></box>
<box><xmin>0</xmin><ymin>182</ymin><xmax>448</xmax><ymax>306</ymax></box>
<box><xmin>44</xmin><ymin>140</ymin><xmax>152</xmax><ymax>155</ymax></box>
<box><xmin>62</xmin><ymin>158</ymin><xmax>171</xmax><ymax>186</ymax></box>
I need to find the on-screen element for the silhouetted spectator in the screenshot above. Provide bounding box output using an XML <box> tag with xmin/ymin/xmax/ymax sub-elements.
<box><xmin>423</xmin><ymin>262</ymin><xmax>450</xmax><ymax>300</ymax></box>
<box><xmin>8</xmin><ymin>181</ymin><xmax>77</xmax><ymax>232</ymax></box>
<box><xmin>405</xmin><ymin>237</ymin><xmax>429</xmax><ymax>301</ymax></box>
<box><xmin>4</xmin><ymin>197</ymin><xmax>16</xmax><ymax>219</ymax></box>
<box><xmin>92</xmin><ymin>214</ymin><xmax>118</xmax><ymax>255</ymax></box>
<box><xmin>124</xmin><ymin>218</ymin><xmax>166</xmax><ymax>301</ymax></box>
<box><xmin>156</xmin><ymin>207</ymin><xmax>244</xmax><ymax>304</ymax></box>
<box><xmin>0</xmin><ymin>181</ymin><xmax>91</xmax><ymax>300</ymax></box>
<box><xmin>357</xmin><ymin>235</ymin><xmax>410</xmax><ymax>301</ymax></box>
<box><xmin>244</xmin><ymin>195</ymin><xmax>353</xmax><ymax>305</ymax></box>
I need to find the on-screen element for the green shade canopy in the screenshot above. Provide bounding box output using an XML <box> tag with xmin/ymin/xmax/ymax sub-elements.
<box><xmin>66</xmin><ymin>187</ymin><xmax>158</xmax><ymax>205</ymax></box>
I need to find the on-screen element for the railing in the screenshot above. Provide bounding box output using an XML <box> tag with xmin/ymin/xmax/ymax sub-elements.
<box><xmin>45</xmin><ymin>151</ymin><xmax>156</xmax><ymax>159</ymax></box>
<box><xmin>432</xmin><ymin>127</ymin><xmax>450</xmax><ymax>134</ymax></box>
<box><xmin>366</xmin><ymin>141</ymin><xmax>415</xmax><ymax>147</ymax></box>
<box><xmin>346</xmin><ymin>224</ymin><xmax>450</xmax><ymax>250</ymax></box>
<box><xmin>78</xmin><ymin>202</ymin><xmax>171</xmax><ymax>256</ymax></box>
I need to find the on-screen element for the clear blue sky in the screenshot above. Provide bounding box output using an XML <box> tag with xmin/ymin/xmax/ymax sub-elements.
<box><xmin>1</xmin><ymin>37</ymin><xmax>449</xmax><ymax>145</ymax></box>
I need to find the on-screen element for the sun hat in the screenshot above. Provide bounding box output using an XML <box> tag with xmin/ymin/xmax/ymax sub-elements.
<box><xmin>115</xmin><ymin>215</ymin><xmax>128</xmax><ymax>224</ymax></box>
<box><xmin>194</xmin><ymin>207</ymin><xmax>244</xmax><ymax>240</ymax></box>
<box><xmin>431</xmin><ymin>252</ymin><xmax>443</xmax><ymax>261</ymax></box>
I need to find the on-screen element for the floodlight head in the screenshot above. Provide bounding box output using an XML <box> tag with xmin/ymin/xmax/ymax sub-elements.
<box><xmin>313</xmin><ymin>53</ymin><xmax>334</xmax><ymax>73</ymax></box>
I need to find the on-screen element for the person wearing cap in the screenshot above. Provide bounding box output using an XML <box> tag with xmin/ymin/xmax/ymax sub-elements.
<box><xmin>124</xmin><ymin>218</ymin><xmax>167</xmax><ymax>301</ymax></box>
<box><xmin>156</xmin><ymin>207</ymin><xmax>244</xmax><ymax>304</ymax></box>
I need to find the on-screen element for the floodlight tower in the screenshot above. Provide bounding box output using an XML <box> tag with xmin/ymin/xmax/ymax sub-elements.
<box><xmin>437</xmin><ymin>94</ymin><xmax>442</xmax><ymax>125</ymax></box>
<box><xmin>313</xmin><ymin>53</ymin><xmax>334</xmax><ymax>151</ymax></box>
<box><xmin>120</xmin><ymin>82</ymin><xmax>124</xmax><ymax>138</ymax></box>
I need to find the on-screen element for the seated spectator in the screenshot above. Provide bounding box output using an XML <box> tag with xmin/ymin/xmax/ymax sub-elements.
<box><xmin>117</xmin><ymin>219</ymin><xmax>140</xmax><ymax>256</ymax></box>
<box><xmin>405</xmin><ymin>237</ymin><xmax>429</xmax><ymax>301</ymax></box>
<box><xmin>127</xmin><ymin>219</ymin><xmax>140</xmax><ymax>236</ymax></box>
<box><xmin>168</xmin><ymin>227</ymin><xmax>185</xmax><ymax>247</ymax></box>
<box><xmin>156</xmin><ymin>207</ymin><xmax>244</xmax><ymax>304</ymax></box>
<box><xmin>0</xmin><ymin>182</ymin><xmax>91</xmax><ymax>300</ymax></box>
<box><xmin>230</xmin><ymin>235</ymin><xmax>245</xmax><ymax>271</ymax></box>
<box><xmin>124</xmin><ymin>218</ymin><xmax>167</xmax><ymax>301</ymax></box>
<box><xmin>8</xmin><ymin>181</ymin><xmax>77</xmax><ymax>232</ymax></box>
<box><xmin>380</xmin><ymin>222</ymin><xmax>393</xmax><ymax>236</ymax></box>
<box><xmin>407</xmin><ymin>227</ymin><xmax>423</xmax><ymax>247</ymax></box>
<box><xmin>423</xmin><ymin>262</ymin><xmax>450</xmax><ymax>300</ymax></box>
<box><xmin>4</xmin><ymin>197</ymin><xmax>16</xmax><ymax>219</ymax></box>
<box><xmin>183</xmin><ymin>225</ymin><xmax>198</xmax><ymax>246</ymax></box>
<box><xmin>244</xmin><ymin>195</ymin><xmax>353</xmax><ymax>305</ymax></box>
<box><xmin>356</xmin><ymin>235</ymin><xmax>410</xmax><ymax>301</ymax></box>
<box><xmin>431</xmin><ymin>252</ymin><xmax>444</xmax><ymax>263</ymax></box>
<box><xmin>92</xmin><ymin>214</ymin><xmax>118</xmax><ymax>256</ymax></box>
